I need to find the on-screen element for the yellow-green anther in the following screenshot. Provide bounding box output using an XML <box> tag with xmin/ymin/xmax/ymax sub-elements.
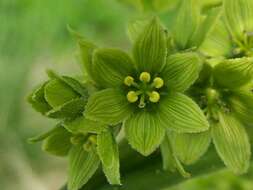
<box><xmin>70</xmin><ymin>135</ymin><xmax>84</xmax><ymax>145</ymax></box>
<box><xmin>153</xmin><ymin>77</ymin><xmax>164</xmax><ymax>88</ymax></box>
<box><xmin>124</xmin><ymin>76</ymin><xmax>134</xmax><ymax>86</ymax></box>
<box><xmin>88</xmin><ymin>135</ymin><xmax>97</xmax><ymax>144</ymax></box>
<box><xmin>127</xmin><ymin>91</ymin><xmax>138</xmax><ymax>103</ymax></box>
<box><xmin>149</xmin><ymin>91</ymin><xmax>160</xmax><ymax>103</ymax></box>
<box><xmin>139</xmin><ymin>72</ymin><xmax>151</xmax><ymax>82</ymax></box>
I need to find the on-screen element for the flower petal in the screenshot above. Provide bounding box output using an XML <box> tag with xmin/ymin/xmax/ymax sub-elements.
<box><xmin>169</xmin><ymin>131</ymin><xmax>211</xmax><ymax>165</ymax></box>
<box><xmin>97</xmin><ymin>129</ymin><xmax>121</xmax><ymax>185</ymax></box>
<box><xmin>125</xmin><ymin>111</ymin><xmax>165</xmax><ymax>156</ymax></box>
<box><xmin>172</xmin><ymin>0</ymin><xmax>200</xmax><ymax>49</ymax></box>
<box><xmin>224</xmin><ymin>0</ymin><xmax>253</xmax><ymax>41</ymax></box>
<box><xmin>158</xmin><ymin>92</ymin><xmax>209</xmax><ymax>133</ymax></box>
<box><xmin>212</xmin><ymin>112</ymin><xmax>251</xmax><ymax>174</ymax></box>
<box><xmin>133</xmin><ymin>17</ymin><xmax>166</xmax><ymax>73</ymax></box>
<box><xmin>85</xmin><ymin>89</ymin><xmax>132</xmax><ymax>125</ymax></box>
<box><xmin>160</xmin><ymin>52</ymin><xmax>202</xmax><ymax>92</ymax></box>
<box><xmin>93</xmin><ymin>48</ymin><xmax>135</xmax><ymax>88</ymax></box>
<box><xmin>68</xmin><ymin>145</ymin><xmax>100</xmax><ymax>190</ymax></box>
<box><xmin>213</xmin><ymin>57</ymin><xmax>253</xmax><ymax>89</ymax></box>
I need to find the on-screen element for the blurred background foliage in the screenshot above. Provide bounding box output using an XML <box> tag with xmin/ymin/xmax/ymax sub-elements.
<box><xmin>0</xmin><ymin>0</ymin><xmax>252</xmax><ymax>189</ymax></box>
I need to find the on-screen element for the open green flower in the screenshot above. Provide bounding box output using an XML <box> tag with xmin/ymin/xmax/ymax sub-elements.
<box><xmin>169</xmin><ymin>57</ymin><xmax>253</xmax><ymax>174</ymax></box>
<box><xmin>83</xmin><ymin>17</ymin><xmax>209</xmax><ymax>156</ymax></box>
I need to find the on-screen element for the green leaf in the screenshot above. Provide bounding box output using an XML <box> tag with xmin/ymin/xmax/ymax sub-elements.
<box><xmin>190</xmin><ymin>6</ymin><xmax>221</xmax><ymax>47</ymax></box>
<box><xmin>169</xmin><ymin>131</ymin><xmax>211</xmax><ymax>165</ymax></box>
<box><xmin>97</xmin><ymin>129</ymin><xmax>121</xmax><ymax>185</ymax></box>
<box><xmin>172</xmin><ymin>0</ymin><xmax>200</xmax><ymax>49</ymax></box>
<box><xmin>46</xmin><ymin>70</ymin><xmax>89</xmax><ymax>97</ymax></box>
<box><xmin>228</xmin><ymin>90</ymin><xmax>253</xmax><ymax>125</ymax></box>
<box><xmin>224</xmin><ymin>0</ymin><xmax>253</xmax><ymax>41</ymax></box>
<box><xmin>27</xmin><ymin>82</ymin><xmax>51</xmax><ymax>114</ymax></box>
<box><xmin>42</xmin><ymin>127</ymin><xmax>72</xmax><ymax>157</ymax></box>
<box><xmin>212</xmin><ymin>111</ymin><xmax>251</xmax><ymax>174</ymax></box>
<box><xmin>160</xmin><ymin>133</ymin><xmax>191</xmax><ymax>178</ymax></box>
<box><xmin>133</xmin><ymin>17</ymin><xmax>166</xmax><ymax>73</ymax></box>
<box><xmin>160</xmin><ymin>52</ymin><xmax>202</xmax><ymax>92</ymax></box>
<box><xmin>85</xmin><ymin>89</ymin><xmax>132</xmax><ymax>125</ymax></box>
<box><xmin>64</xmin><ymin>116</ymin><xmax>107</xmax><ymax>134</ymax></box>
<box><xmin>93</xmin><ymin>48</ymin><xmax>135</xmax><ymax>88</ymax></box>
<box><xmin>127</xmin><ymin>19</ymin><xmax>149</xmax><ymax>43</ymax></box>
<box><xmin>213</xmin><ymin>57</ymin><xmax>253</xmax><ymax>89</ymax></box>
<box><xmin>200</xmin><ymin>20</ymin><xmax>232</xmax><ymax>57</ymax></box>
<box><xmin>68</xmin><ymin>145</ymin><xmax>100</xmax><ymax>190</ymax></box>
<box><xmin>125</xmin><ymin>111</ymin><xmax>165</xmax><ymax>156</ymax></box>
<box><xmin>44</xmin><ymin>79</ymin><xmax>79</xmax><ymax>108</ymax></box>
<box><xmin>46</xmin><ymin>98</ymin><xmax>86</xmax><ymax>119</ymax></box>
<box><xmin>158</xmin><ymin>92</ymin><xmax>209</xmax><ymax>133</ymax></box>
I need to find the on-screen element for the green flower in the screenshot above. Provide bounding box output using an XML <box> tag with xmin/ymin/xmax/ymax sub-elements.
<box><xmin>169</xmin><ymin>58</ymin><xmax>253</xmax><ymax>174</ymax></box>
<box><xmin>83</xmin><ymin>17</ymin><xmax>209</xmax><ymax>156</ymax></box>
<box><xmin>200</xmin><ymin>0</ymin><xmax>253</xmax><ymax>58</ymax></box>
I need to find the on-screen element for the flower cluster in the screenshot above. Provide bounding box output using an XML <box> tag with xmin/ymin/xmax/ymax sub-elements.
<box><xmin>28</xmin><ymin>0</ymin><xmax>253</xmax><ymax>189</ymax></box>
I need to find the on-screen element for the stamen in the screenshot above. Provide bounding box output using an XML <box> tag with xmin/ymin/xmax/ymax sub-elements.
<box><xmin>152</xmin><ymin>77</ymin><xmax>164</xmax><ymax>88</ymax></box>
<box><xmin>139</xmin><ymin>72</ymin><xmax>151</xmax><ymax>83</ymax></box>
<box><xmin>148</xmin><ymin>91</ymin><xmax>160</xmax><ymax>103</ymax></box>
<box><xmin>127</xmin><ymin>91</ymin><xmax>138</xmax><ymax>103</ymax></box>
<box><xmin>138</xmin><ymin>94</ymin><xmax>146</xmax><ymax>108</ymax></box>
<box><xmin>124</xmin><ymin>76</ymin><xmax>134</xmax><ymax>86</ymax></box>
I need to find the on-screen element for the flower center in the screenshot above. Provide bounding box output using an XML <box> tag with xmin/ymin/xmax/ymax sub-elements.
<box><xmin>124</xmin><ymin>72</ymin><xmax>164</xmax><ymax>108</ymax></box>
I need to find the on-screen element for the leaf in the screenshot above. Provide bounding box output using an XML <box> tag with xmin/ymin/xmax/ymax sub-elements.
<box><xmin>127</xmin><ymin>18</ymin><xmax>149</xmax><ymax>43</ymax></box>
<box><xmin>97</xmin><ymin>129</ymin><xmax>121</xmax><ymax>185</ymax></box>
<box><xmin>190</xmin><ymin>6</ymin><xmax>221</xmax><ymax>47</ymax></box>
<box><xmin>158</xmin><ymin>92</ymin><xmax>209</xmax><ymax>133</ymax></box>
<box><xmin>212</xmin><ymin>111</ymin><xmax>251</xmax><ymax>174</ymax></box>
<box><xmin>125</xmin><ymin>111</ymin><xmax>165</xmax><ymax>156</ymax></box>
<box><xmin>224</xmin><ymin>0</ymin><xmax>253</xmax><ymax>41</ymax></box>
<box><xmin>85</xmin><ymin>89</ymin><xmax>132</xmax><ymax>125</ymax></box>
<box><xmin>46</xmin><ymin>70</ymin><xmax>89</xmax><ymax>97</ymax></box>
<box><xmin>133</xmin><ymin>17</ymin><xmax>166</xmax><ymax>73</ymax></box>
<box><xmin>172</xmin><ymin>0</ymin><xmax>200</xmax><ymax>49</ymax></box>
<box><xmin>160</xmin><ymin>133</ymin><xmax>191</xmax><ymax>178</ymax></box>
<box><xmin>27</xmin><ymin>82</ymin><xmax>51</xmax><ymax>114</ymax></box>
<box><xmin>160</xmin><ymin>52</ymin><xmax>202</xmax><ymax>92</ymax></box>
<box><xmin>68</xmin><ymin>145</ymin><xmax>100</xmax><ymax>190</ymax></box>
<box><xmin>228</xmin><ymin>90</ymin><xmax>253</xmax><ymax>125</ymax></box>
<box><xmin>64</xmin><ymin>116</ymin><xmax>107</xmax><ymax>134</ymax></box>
<box><xmin>92</xmin><ymin>48</ymin><xmax>135</xmax><ymax>88</ymax></box>
<box><xmin>46</xmin><ymin>98</ymin><xmax>86</xmax><ymax>119</ymax></box>
<box><xmin>44</xmin><ymin>79</ymin><xmax>79</xmax><ymax>108</ymax></box>
<box><xmin>200</xmin><ymin>20</ymin><xmax>232</xmax><ymax>57</ymax></box>
<box><xmin>213</xmin><ymin>57</ymin><xmax>253</xmax><ymax>89</ymax></box>
<box><xmin>169</xmin><ymin>131</ymin><xmax>211</xmax><ymax>165</ymax></box>
<box><xmin>42</xmin><ymin>127</ymin><xmax>72</xmax><ymax>157</ymax></box>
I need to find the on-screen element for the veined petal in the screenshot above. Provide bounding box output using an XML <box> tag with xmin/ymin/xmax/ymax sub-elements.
<box><xmin>224</xmin><ymin>0</ymin><xmax>253</xmax><ymax>41</ymax></box>
<box><xmin>125</xmin><ymin>111</ymin><xmax>165</xmax><ymax>156</ymax></box>
<box><xmin>85</xmin><ymin>89</ymin><xmax>132</xmax><ymax>125</ymax></box>
<box><xmin>68</xmin><ymin>146</ymin><xmax>100</xmax><ymax>190</ymax></box>
<box><xmin>93</xmin><ymin>48</ymin><xmax>135</xmax><ymax>88</ymax></box>
<box><xmin>172</xmin><ymin>0</ymin><xmax>200</xmax><ymax>49</ymax></box>
<box><xmin>97</xmin><ymin>129</ymin><xmax>121</xmax><ymax>185</ymax></box>
<box><xmin>200</xmin><ymin>20</ymin><xmax>232</xmax><ymax>58</ymax></box>
<box><xmin>212</xmin><ymin>111</ymin><xmax>251</xmax><ymax>174</ymax></box>
<box><xmin>161</xmin><ymin>52</ymin><xmax>202</xmax><ymax>92</ymax></box>
<box><xmin>213</xmin><ymin>57</ymin><xmax>253</xmax><ymax>89</ymax></box>
<box><xmin>169</xmin><ymin>131</ymin><xmax>211</xmax><ymax>165</ymax></box>
<box><xmin>127</xmin><ymin>19</ymin><xmax>149</xmax><ymax>43</ymax></box>
<box><xmin>133</xmin><ymin>17</ymin><xmax>166</xmax><ymax>73</ymax></box>
<box><xmin>158</xmin><ymin>93</ymin><xmax>209</xmax><ymax>133</ymax></box>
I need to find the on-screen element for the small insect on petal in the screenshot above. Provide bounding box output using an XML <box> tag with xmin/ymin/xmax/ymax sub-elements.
<box><xmin>139</xmin><ymin>72</ymin><xmax>151</xmax><ymax>83</ymax></box>
<box><xmin>149</xmin><ymin>91</ymin><xmax>160</xmax><ymax>103</ymax></box>
<box><xmin>127</xmin><ymin>91</ymin><xmax>139</xmax><ymax>103</ymax></box>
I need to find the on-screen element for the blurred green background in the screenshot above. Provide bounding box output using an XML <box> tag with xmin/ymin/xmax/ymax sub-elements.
<box><xmin>0</xmin><ymin>0</ymin><xmax>252</xmax><ymax>190</ymax></box>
